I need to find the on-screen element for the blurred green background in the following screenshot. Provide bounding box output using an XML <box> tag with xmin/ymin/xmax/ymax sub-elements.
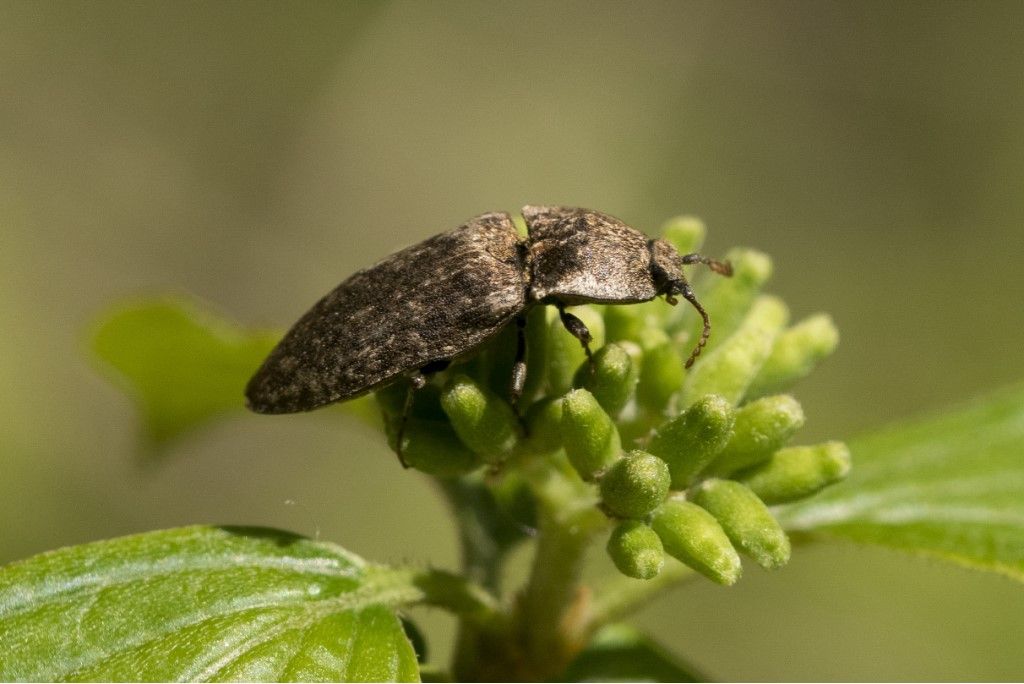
<box><xmin>3</xmin><ymin>1</ymin><xmax>1023</xmax><ymax>679</ymax></box>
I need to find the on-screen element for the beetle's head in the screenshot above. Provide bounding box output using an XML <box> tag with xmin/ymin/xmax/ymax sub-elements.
<box><xmin>649</xmin><ymin>238</ymin><xmax>687</xmax><ymax>303</ymax></box>
<box><xmin>648</xmin><ymin>238</ymin><xmax>734</xmax><ymax>367</ymax></box>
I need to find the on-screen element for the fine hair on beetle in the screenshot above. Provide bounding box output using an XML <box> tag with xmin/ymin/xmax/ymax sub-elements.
<box><xmin>246</xmin><ymin>205</ymin><xmax>733</xmax><ymax>466</ymax></box>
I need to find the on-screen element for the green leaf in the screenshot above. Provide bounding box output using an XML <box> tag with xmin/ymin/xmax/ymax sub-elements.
<box><xmin>0</xmin><ymin>526</ymin><xmax>420</xmax><ymax>682</ymax></box>
<box><xmin>776</xmin><ymin>383</ymin><xmax>1024</xmax><ymax>581</ymax></box>
<box><xmin>91</xmin><ymin>297</ymin><xmax>279</xmax><ymax>447</ymax></box>
<box><xmin>561</xmin><ymin>624</ymin><xmax>703</xmax><ymax>682</ymax></box>
<box><xmin>91</xmin><ymin>296</ymin><xmax>378</xmax><ymax>450</ymax></box>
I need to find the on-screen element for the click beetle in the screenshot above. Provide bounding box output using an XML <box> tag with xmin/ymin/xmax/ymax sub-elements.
<box><xmin>246</xmin><ymin>205</ymin><xmax>731</xmax><ymax>461</ymax></box>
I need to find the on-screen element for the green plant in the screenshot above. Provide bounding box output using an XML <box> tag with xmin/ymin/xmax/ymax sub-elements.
<box><xmin>2</xmin><ymin>216</ymin><xmax>1023</xmax><ymax>682</ymax></box>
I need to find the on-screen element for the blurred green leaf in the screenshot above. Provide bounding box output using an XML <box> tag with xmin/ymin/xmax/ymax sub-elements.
<box><xmin>561</xmin><ymin>624</ymin><xmax>703</xmax><ymax>682</ymax></box>
<box><xmin>91</xmin><ymin>297</ymin><xmax>278</xmax><ymax>447</ymax></box>
<box><xmin>777</xmin><ymin>383</ymin><xmax>1024</xmax><ymax>581</ymax></box>
<box><xmin>91</xmin><ymin>296</ymin><xmax>379</xmax><ymax>450</ymax></box>
<box><xmin>0</xmin><ymin>526</ymin><xmax>420</xmax><ymax>682</ymax></box>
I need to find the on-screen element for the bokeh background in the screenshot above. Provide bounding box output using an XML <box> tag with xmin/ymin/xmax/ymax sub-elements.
<box><xmin>3</xmin><ymin>1</ymin><xmax>1023</xmax><ymax>679</ymax></box>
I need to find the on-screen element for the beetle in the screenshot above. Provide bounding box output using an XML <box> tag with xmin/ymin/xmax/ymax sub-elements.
<box><xmin>246</xmin><ymin>205</ymin><xmax>731</xmax><ymax>461</ymax></box>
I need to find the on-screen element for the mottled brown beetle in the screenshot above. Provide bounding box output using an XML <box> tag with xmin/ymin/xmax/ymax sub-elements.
<box><xmin>246</xmin><ymin>206</ymin><xmax>731</xmax><ymax>462</ymax></box>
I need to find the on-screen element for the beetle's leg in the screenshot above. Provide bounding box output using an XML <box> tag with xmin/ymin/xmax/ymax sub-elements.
<box><xmin>395</xmin><ymin>360</ymin><xmax>451</xmax><ymax>468</ymax></box>
<box><xmin>395</xmin><ymin>373</ymin><xmax>427</xmax><ymax>468</ymax></box>
<box><xmin>681</xmin><ymin>253</ymin><xmax>734</xmax><ymax>276</ymax></box>
<box><xmin>509</xmin><ymin>314</ymin><xmax>528</xmax><ymax>409</ymax></box>
<box><xmin>558</xmin><ymin>305</ymin><xmax>595</xmax><ymax>373</ymax></box>
<box><xmin>506</xmin><ymin>314</ymin><xmax>532</xmax><ymax>436</ymax></box>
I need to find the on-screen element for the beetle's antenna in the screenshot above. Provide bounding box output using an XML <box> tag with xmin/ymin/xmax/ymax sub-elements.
<box><xmin>680</xmin><ymin>283</ymin><xmax>712</xmax><ymax>368</ymax></box>
<box><xmin>677</xmin><ymin>253</ymin><xmax>733</xmax><ymax>368</ymax></box>
<box><xmin>681</xmin><ymin>253</ymin><xmax>733</xmax><ymax>276</ymax></box>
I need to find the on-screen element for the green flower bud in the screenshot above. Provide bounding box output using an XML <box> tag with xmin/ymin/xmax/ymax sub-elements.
<box><xmin>737</xmin><ymin>441</ymin><xmax>852</xmax><ymax>504</ymax></box>
<box><xmin>650</xmin><ymin>499</ymin><xmax>741</xmax><ymax>585</ymax></box>
<box><xmin>607</xmin><ymin>520</ymin><xmax>665</xmax><ymax>580</ymax></box>
<box><xmin>441</xmin><ymin>374</ymin><xmax>522</xmax><ymax>464</ymax></box>
<box><xmin>469</xmin><ymin>321</ymin><xmax>521</xmax><ymax>397</ymax></box>
<box><xmin>562</xmin><ymin>389</ymin><xmax>622</xmax><ymax>480</ymax></box>
<box><xmin>635</xmin><ymin>325</ymin><xmax>670</xmax><ymax>350</ymax></box>
<box><xmin>547</xmin><ymin>305</ymin><xmax>605</xmax><ymax>395</ymax></box>
<box><xmin>599</xmin><ymin>450</ymin><xmax>671</xmax><ymax>519</ymax></box>
<box><xmin>747</xmin><ymin>314</ymin><xmax>840</xmax><ymax>399</ymax></box>
<box><xmin>636</xmin><ymin>330</ymin><xmax>686</xmax><ymax>412</ymax></box>
<box><xmin>524</xmin><ymin>396</ymin><xmax>564</xmax><ymax>454</ymax></box>
<box><xmin>690</xmin><ymin>479</ymin><xmax>790</xmax><ymax>569</ymax></box>
<box><xmin>660</xmin><ymin>215</ymin><xmax>706</xmax><ymax>255</ymax></box>
<box><xmin>375</xmin><ymin>382</ymin><xmax>447</xmax><ymax>423</ymax></box>
<box><xmin>520</xmin><ymin>305</ymin><xmax>552</xmax><ymax>401</ymax></box>
<box><xmin>705</xmin><ymin>395</ymin><xmax>805</xmax><ymax>476</ymax></box>
<box><xmin>386</xmin><ymin>419</ymin><xmax>481</xmax><ymax>478</ymax></box>
<box><xmin>680</xmin><ymin>295</ymin><xmax>789</xmax><ymax>407</ymax></box>
<box><xmin>647</xmin><ymin>394</ymin><xmax>735</xmax><ymax>489</ymax></box>
<box><xmin>604</xmin><ymin>304</ymin><xmax>646</xmax><ymax>344</ymax></box>
<box><xmin>512</xmin><ymin>214</ymin><xmax>528</xmax><ymax>238</ymax></box>
<box><xmin>573</xmin><ymin>343</ymin><xmax>638</xmax><ymax>418</ymax></box>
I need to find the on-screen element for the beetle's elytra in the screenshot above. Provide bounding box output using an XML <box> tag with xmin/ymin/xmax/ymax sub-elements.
<box><xmin>246</xmin><ymin>205</ymin><xmax>731</xmax><ymax>419</ymax></box>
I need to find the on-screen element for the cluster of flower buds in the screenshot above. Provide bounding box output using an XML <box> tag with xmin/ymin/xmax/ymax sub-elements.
<box><xmin>376</xmin><ymin>217</ymin><xmax>849</xmax><ymax>585</ymax></box>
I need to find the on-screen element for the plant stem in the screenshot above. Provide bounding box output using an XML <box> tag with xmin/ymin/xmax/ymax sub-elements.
<box><xmin>436</xmin><ymin>476</ymin><xmax>510</xmax><ymax>593</ymax></box>
<box><xmin>446</xmin><ymin>462</ymin><xmax>609</xmax><ymax>681</ymax></box>
<box><xmin>437</xmin><ymin>474</ymin><xmax>520</xmax><ymax>681</ymax></box>
<box><xmin>515</xmin><ymin>503</ymin><xmax>604</xmax><ymax>675</ymax></box>
<box><xmin>502</xmin><ymin>462</ymin><xmax>607</xmax><ymax>680</ymax></box>
<box><xmin>364</xmin><ymin>566</ymin><xmax>499</xmax><ymax>623</ymax></box>
<box><xmin>587</xmin><ymin>559</ymin><xmax>695</xmax><ymax>629</ymax></box>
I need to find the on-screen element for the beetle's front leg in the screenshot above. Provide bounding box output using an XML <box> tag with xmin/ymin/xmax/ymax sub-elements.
<box><xmin>557</xmin><ymin>305</ymin><xmax>595</xmax><ymax>372</ymax></box>
<box><xmin>395</xmin><ymin>359</ymin><xmax>452</xmax><ymax>468</ymax></box>
<box><xmin>394</xmin><ymin>376</ymin><xmax>423</xmax><ymax>469</ymax></box>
